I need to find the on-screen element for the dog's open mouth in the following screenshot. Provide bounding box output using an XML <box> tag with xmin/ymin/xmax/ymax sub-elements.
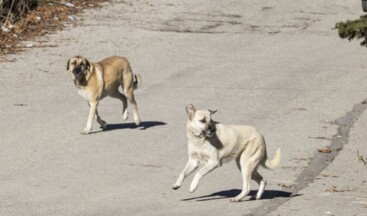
<box><xmin>76</xmin><ymin>74</ymin><xmax>85</xmax><ymax>81</ymax></box>
<box><xmin>202</xmin><ymin>128</ymin><xmax>216</xmax><ymax>138</ymax></box>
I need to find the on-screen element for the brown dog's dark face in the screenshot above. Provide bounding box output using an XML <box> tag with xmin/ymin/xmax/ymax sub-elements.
<box><xmin>67</xmin><ymin>56</ymin><xmax>91</xmax><ymax>80</ymax></box>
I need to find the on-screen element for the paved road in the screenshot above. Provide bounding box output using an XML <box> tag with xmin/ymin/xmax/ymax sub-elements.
<box><xmin>1</xmin><ymin>0</ymin><xmax>367</xmax><ymax>215</ymax></box>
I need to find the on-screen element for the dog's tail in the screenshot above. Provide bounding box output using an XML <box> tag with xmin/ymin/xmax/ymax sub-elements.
<box><xmin>261</xmin><ymin>148</ymin><xmax>281</xmax><ymax>170</ymax></box>
<box><xmin>133</xmin><ymin>74</ymin><xmax>142</xmax><ymax>90</ymax></box>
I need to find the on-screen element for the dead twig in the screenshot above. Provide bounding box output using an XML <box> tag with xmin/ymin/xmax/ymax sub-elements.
<box><xmin>326</xmin><ymin>186</ymin><xmax>353</xmax><ymax>193</ymax></box>
<box><xmin>357</xmin><ymin>150</ymin><xmax>367</xmax><ymax>166</ymax></box>
<box><xmin>0</xmin><ymin>56</ymin><xmax>15</xmax><ymax>62</ymax></box>
<box><xmin>308</xmin><ymin>136</ymin><xmax>332</xmax><ymax>140</ymax></box>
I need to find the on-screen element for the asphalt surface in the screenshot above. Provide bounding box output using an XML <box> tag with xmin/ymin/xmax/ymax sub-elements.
<box><xmin>1</xmin><ymin>0</ymin><xmax>367</xmax><ymax>215</ymax></box>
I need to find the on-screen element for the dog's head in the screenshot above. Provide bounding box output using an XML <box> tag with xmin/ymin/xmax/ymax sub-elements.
<box><xmin>67</xmin><ymin>56</ymin><xmax>91</xmax><ymax>81</ymax></box>
<box><xmin>186</xmin><ymin>104</ymin><xmax>217</xmax><ymax>138</ymax></box>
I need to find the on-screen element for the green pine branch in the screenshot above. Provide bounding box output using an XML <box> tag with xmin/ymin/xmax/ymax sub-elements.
<box><xmin>335</xmin><ymin>15</ymin><xmax>367</xmax><ymax>47</ymax></box>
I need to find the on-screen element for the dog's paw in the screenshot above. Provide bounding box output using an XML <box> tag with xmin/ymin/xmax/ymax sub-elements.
<box><xmin>189</xmin><ymin>185</ymin><xmax>197</xmax><ymax>193</ymax></box>
<box><xmin>172</xmin><ymin>185</ymin><xmax>181</xmax><ymax>190</ymax></box>
<box><xmin>230</xmin><ymin>198</ymin><xmax>240</xmax><ymax>202</ymax></box>
<box><xmin>189</xmin><ymin>180</ymin><xmax>199</xmax><ymax>193</ymax></box>
<box><xmin>99</xmin><ymin>121</ymin><xmax>107</xmax><ymax>130</ymax></box>
<box><xmin>133</xmin><ymin>113</ymin><xmax>141</xmax><ymax>126</ymax></box>
<box><xmin>134</xmin><ymin>118</ymin><xmax>141</xmax><ymax>126</ymax></box>
<box><xmin>80</xmin><ymin>128</ymin><xmax>91</xmax><ymax>135</ymax></box>
<box><xmin>230</xmin><ymin>196</ymin><xmax>249</xmax><ymax>202</ymax></box>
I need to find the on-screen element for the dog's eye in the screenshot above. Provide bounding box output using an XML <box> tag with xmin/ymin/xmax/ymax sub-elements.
<box><xmin>199</xmin><ymin>118</ymin><xmax>206</xmax><ymax>123</ymax></box>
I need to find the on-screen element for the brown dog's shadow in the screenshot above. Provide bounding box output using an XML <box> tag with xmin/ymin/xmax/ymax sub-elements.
<box><xmin>91</xmin><ymin>121</ymin><xmax>167</xmax><ymax>133</ymax></box>
<box><xmin>106</xmin><ymin>121</ymin><xmax>166</xmax><ymax>130</ymax></box>
<box><xmin>181</xmin><ymin>189</ymin><xmax>300</xmax><ymax>202</ymax></box>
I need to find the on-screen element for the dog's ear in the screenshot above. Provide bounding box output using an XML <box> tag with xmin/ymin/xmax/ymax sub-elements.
<box><xmin>85</xmin><ymin>59</ymin><xmax>91</xmax><ymax>72</ymax></box>
<box><xmin>186</xmin><ymin>104</ymin><xmax>196</xmax><ymax>119</ymax></box>
<box><xmin>209</xmin><ymin>109</ymin><xmax>217</xmax><ymax>115</ymax></box>
<box><xmin>66</xmin><ymin>59</ymin><xmax>70</xmax><ymax>71</ymax></box>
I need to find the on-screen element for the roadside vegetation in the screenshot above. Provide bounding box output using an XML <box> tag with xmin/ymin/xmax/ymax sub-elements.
<box><xmin>334</xmin><ymin>5</ymin><xmax>367</xmax><ymax>168</ymax></box>
<box><xmin>335</xmin><ymin>15</ymin><xmax>367</xmax><ymax>47</ymax></box>
<box><xmin>0</xmin><ymin>0</ymin><xmax>107</xmax><ymax>55</ymax></box>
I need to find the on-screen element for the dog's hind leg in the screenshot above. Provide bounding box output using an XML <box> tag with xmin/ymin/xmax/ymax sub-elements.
<box><xmin>252</xmin><ymin>170</ymin><xmax>266</xmax><ymax>200</ymax></box>
<box><xmin>235</xmin><ymin>155</ymin><xmax>267</xmax><ymax>200</ymax></box>
<box><xmin>230</xmin><ymin>154</ymin><xmax>259</xmax><ymax>202</ymax></box>
<box><xmin>235</xmin><ymin>154</ymin><xmax>242</xmax><ymax>170</ymax></box>
<box><xmin>124</xmin><ymin>86</ymin><xmax>141</xmax><ymax>126</ymax></box>
<box><xmin>173</xmin><ymin>159</ymin><xmax>198</xmax><ymax>190</ymax></box>
<box><xmin>109</xmin><ymin>89</ymin><xmax>129</xmax><ymax>121</ymax></box>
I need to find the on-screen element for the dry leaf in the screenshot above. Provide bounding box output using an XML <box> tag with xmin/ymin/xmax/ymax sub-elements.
<box><xmin>318</xmin><ymin>148</ymin><xmax>332</xmax><ymax>153</ymax></box>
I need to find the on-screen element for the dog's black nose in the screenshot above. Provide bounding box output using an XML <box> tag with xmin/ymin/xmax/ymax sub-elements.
<box><xmin>73</xmin><ymin>68</ymin><xmax>82</xmax><ymax>75</ymax></box>
<box><xmin>210</xmin><ymin>128</ymin><xmax>216</xmax><ymax>134</ymax></box>
<box><xmin>206</xmin><ymin>125</ymin><xmax>216</xmax><ymax>137</ymax></box>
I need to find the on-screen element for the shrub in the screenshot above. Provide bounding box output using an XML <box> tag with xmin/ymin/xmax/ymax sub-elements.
<box><xmin>335</xmin><ymin>15</ymin><xmax>367</xmax><ymax>47</ymax></box>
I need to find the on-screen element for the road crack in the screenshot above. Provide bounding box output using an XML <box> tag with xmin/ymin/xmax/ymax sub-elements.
<box><xmin>247</xmin><ymin>98</ymin><xmax>367</xmax><ymax>216</ymax></box>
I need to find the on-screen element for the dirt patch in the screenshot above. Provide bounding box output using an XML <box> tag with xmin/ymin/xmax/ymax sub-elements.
<box><xmin>0</xmin><ymin>0</ymin><xmax>109</xmax><ymax>56</ymax></box>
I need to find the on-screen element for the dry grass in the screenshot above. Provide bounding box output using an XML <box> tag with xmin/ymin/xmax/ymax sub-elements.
<box><xmin>0</xmin><ymin>0</ymin><xmax>109</xmax><ymax>55</ymax></box>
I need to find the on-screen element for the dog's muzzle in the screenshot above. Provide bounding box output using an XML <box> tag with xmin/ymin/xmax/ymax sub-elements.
<box><xmin>73</xmin><ymin>67</ymin><xmax>83</xmax><ymax>79</ymax></box>
<box><xmin>203</xmin><ymin>125</ymin><xmax>216</xmax><ymax>137</ymax></box>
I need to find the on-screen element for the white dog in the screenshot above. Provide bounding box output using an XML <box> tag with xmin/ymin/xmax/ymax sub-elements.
<box><xmin>173</xmin><ymin>104</ymin><xmax>281</xmax><ymax>202</ymax></box>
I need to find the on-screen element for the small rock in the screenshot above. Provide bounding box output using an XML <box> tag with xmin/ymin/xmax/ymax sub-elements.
<box><xmin>60</xmin><ymin>2</ymin><xmax>75</xmax><ymax>7</ymax></box>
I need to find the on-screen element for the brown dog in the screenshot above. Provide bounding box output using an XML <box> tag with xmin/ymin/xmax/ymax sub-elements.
<box><xmin>67</xmin><ymin>55</ymin><xmax>142</xmax><ymax>134</ymax></box>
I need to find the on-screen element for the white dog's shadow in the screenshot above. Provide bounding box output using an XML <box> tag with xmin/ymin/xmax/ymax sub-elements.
<box><xmin>181</xmin><ymin>189</ymin><xmax>298</xmax><ymax>202</ymax></box>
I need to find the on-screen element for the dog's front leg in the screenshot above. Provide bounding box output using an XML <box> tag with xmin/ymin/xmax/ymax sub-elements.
<box><xmin>173</xmin><ymin>159</ymin><xmax>198</xmax><ymax>190</ymax></box>
<box><xmin>81</xmin><ymin>101</ymin><xmax>98</xmax><ymax>134</ymax></box>
<box><xmin>189</xmin><ymin>161</ymin><xmax>219</xmax><ymax>193</ymax></box>
<box><xmin>95</xmin><ymin>109</ymin><xmax>107</xmax><ymax>129</ymax></box>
